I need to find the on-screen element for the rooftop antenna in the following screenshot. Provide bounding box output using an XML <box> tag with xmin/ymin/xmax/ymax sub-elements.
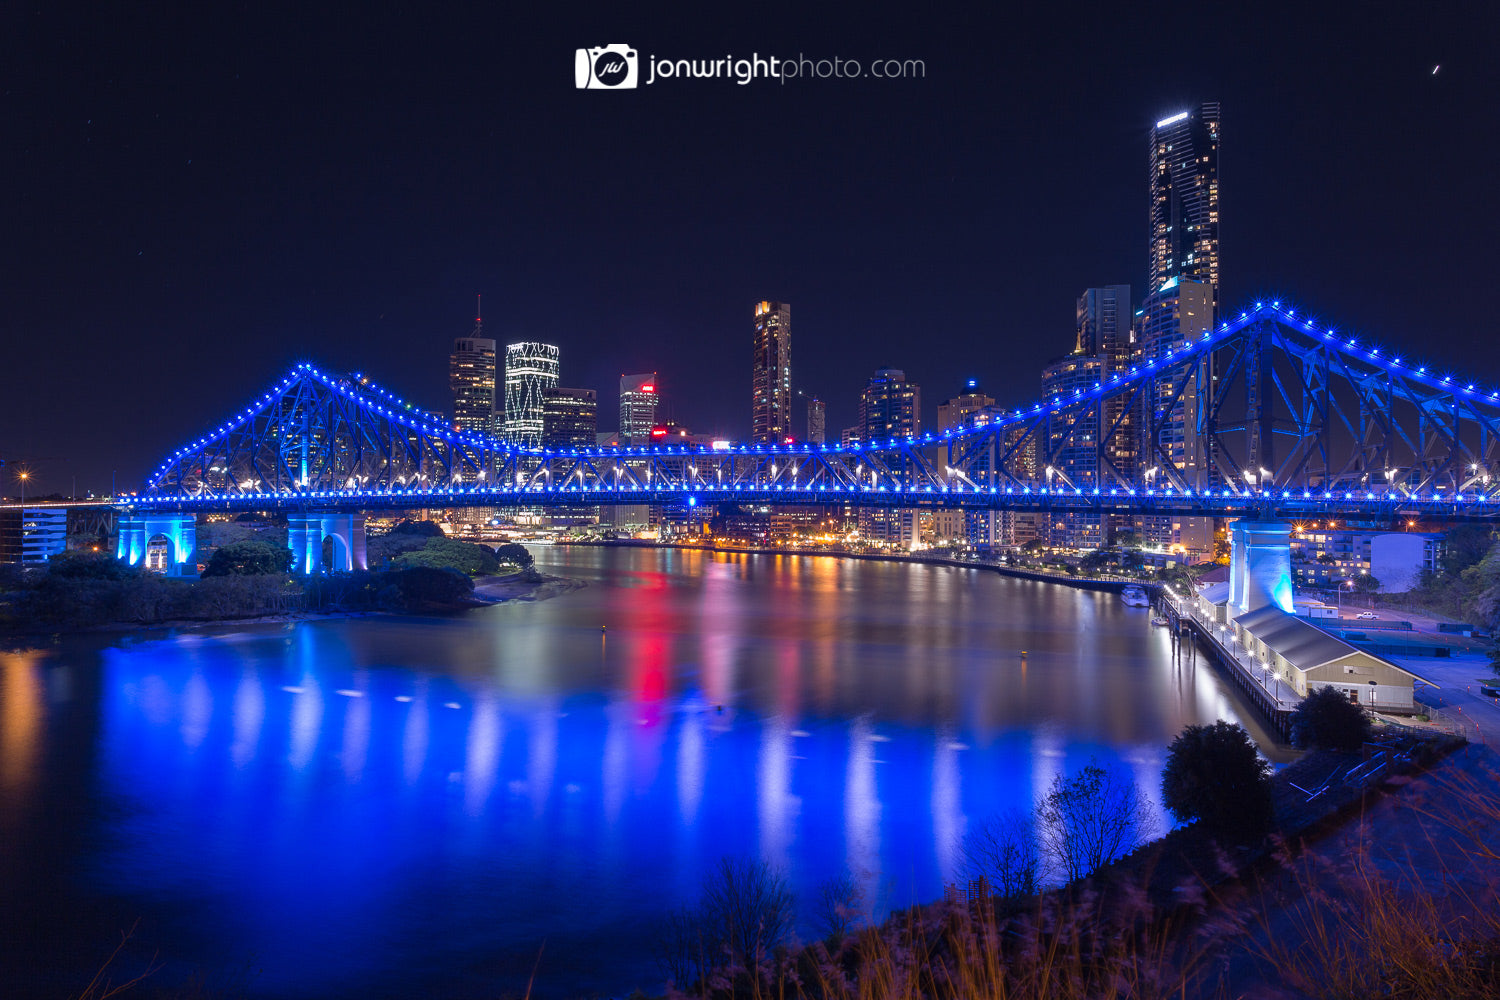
<box><xmin>474</xmin><ymin>293</ymin><xmax>483</xmax><ymax>335</ymax></box>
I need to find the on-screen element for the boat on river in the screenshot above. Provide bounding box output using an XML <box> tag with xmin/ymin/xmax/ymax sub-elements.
<box><xmin>1120</xmin><ymin>585</ymin><xmax>1150</xmax><ymax>607</ymax></box>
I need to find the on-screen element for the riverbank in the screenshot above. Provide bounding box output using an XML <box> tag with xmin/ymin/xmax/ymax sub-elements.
<box><xmin>0</xmin><ymin>569</ymin><xmax>577</xmax><ymax>638</ymax></box>
<box><xmin>679</xmin><ymin>729</ymin><xmax>1477</xmax><ymax>1000</ymax></box>
<box><xmin>561</xmin><ymin>538</ymin><xmax>1146</xmax><ymax>595</ymax></box>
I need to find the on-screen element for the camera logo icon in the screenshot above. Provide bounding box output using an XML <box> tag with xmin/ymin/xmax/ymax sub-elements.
<box><xmin>575</xmin><ymin>44</ymin><xmax>639</xmax><ymax>89</ymax></box>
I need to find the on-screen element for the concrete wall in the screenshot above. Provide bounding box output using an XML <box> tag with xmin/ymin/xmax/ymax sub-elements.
<box><xmin>1369</xmin><ymin>532</ymin><xmax>1435</xmax><ymax>593</ymax></box>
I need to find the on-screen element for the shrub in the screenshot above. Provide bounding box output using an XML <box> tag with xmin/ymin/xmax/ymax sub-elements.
<box><xmin>961</xmin><ymin>807</ymin><xmax>1042</xmax><ymax>901</ymax></box>
<box><xmin>1290</xmin><ymin>685</ymin><xmax>1373</xmax><ymax>751</ymax></box>
<box><xmin>655</xmin><ymin>856</ymin><xmax>795</xmax><ymax>993</ymax></box>
<box><xmin>391</xmin><ymin>538</ymin><xmax>499</xmax><ymax>576</ymax></box>
<box><xmin>47</xmin><ymin>550</ymin><xmax>138</xmax><ymax>580</ymax></box>
<box><xmin>382</xmin><ymin>566</ymin><xmax>474</xmax><ymax>611</ymax></box>
<box><xmin>1161</xmin><ymin>720</ymin><xmax>1274</xmax><ymax>837</ymax></box>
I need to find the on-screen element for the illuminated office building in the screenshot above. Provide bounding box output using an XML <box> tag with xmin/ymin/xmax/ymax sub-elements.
<box><xmin>542</xmin><ymin>387</ymin><xmax>598</xmax><ymax>448</ymax></box>
<box><xmin>807</xmin><ymin>397</ymin><xmax>825</xmax><ymax>444</ymax></box>
<box><xmin>619</xmin><ymin>373</ymin><xmax>659</xmax><ymax>442</ymax></box>
<box><xmin>752</xmin><ymin>300</ymin><xmax>791</xmax><ymax>443</ymax></box>
<box><xmin>502</xmin><ymin>342</ymin><xmax>560</xmax><ymax>447</ymax></box>
<box><xmin>449</xmin><ymin>313</ymin><xmax>497</xmax><ymax>434</ymax></box>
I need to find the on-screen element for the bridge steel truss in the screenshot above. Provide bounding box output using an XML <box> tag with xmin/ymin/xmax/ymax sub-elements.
<box><xmin>134</xmin><ymin>301</ymin><xmax>1500</xmax><ymax>522</ymax></box>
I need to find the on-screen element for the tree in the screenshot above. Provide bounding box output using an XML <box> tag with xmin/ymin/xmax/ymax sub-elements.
<box><xmin>960</xmin><ymin>807</ymin><xmax>1041</xmax><ymax>901</ymax></box>
<box><xmin>1441</xmin><ymin>524</ymin><xmax>1495</xmax><ymax>577</ymax></box>
<box><xmin>697</xmin><ymin>856</ymin><xmax>796</xmax><ymax>979</ymax></box>
<box><xmin>1036</xmin><ymin>761</ymin><xmax>1154</xmax><ymax>884</ymax></box>
<box><xmin>1290</xmin><ymin>685</ymin><xmax>1373</xmax><ymax>751</ymax></box>
<box><xmin>1350</xmin><ymin>573</ymin><xmax>1381</xmax><ymax>593</ymax></box>
<box><xmin>1161</xmin><ymin>721</ymin><xmax>1274</xmax><ymax>837</ymax></box>
<box><xmin>494</xmin><ymin>542</ymin><xmax>534</xmax><ymax>570</ymax></box>
<box><xmin>202</xmin><ymin>540</ymin><xmax>293</xmax><ymax>577</ymax></box>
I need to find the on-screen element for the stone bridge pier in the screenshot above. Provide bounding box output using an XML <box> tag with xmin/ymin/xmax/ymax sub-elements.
<box><xmin>288</xmin><ymin>512</ymin><xmax>368</xmax><ymax>574</ymax></box>
<box><xmin>117</xmin><ymin>513</ymin><xmax>199</xmax><ymax>577</ymax></box>
<box><xmin>1228</xmin><ymin>519</ymin><xmax>1293</xmax><ymax>616</ymax></box>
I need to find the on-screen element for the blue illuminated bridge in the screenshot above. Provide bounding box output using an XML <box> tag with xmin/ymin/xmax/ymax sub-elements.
<box><xmin>110</xmin><ymin>298</ymin><xmax>1500</xmax><ymax>573</ymax></box>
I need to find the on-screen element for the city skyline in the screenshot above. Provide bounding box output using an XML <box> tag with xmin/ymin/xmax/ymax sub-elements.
<box><xmin>3</xmin><ymin>5</ymin><xmax>1496</xmax><ymax>496</ymax></box>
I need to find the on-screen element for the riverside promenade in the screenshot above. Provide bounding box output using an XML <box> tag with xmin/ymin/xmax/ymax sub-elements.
<box><xmin>1160</xmin><ymin>590</ymin><xmax>1298</xmax><ymax>739</ymax></box>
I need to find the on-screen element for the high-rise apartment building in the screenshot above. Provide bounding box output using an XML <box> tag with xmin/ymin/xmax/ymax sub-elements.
<box><xmin>752</xmin><ymin>300</ymin><xmax>792</xmax><ymax>443</ymax></box>
<box><xmin>1137</xmin><ymin>276</ymin><xmax>1213</xmax><ymax>482</ymax></box>
<box><xmin>619</xmin><ymin>373</ymin><xmax>659</xmax><ymax>442</ymax></box>
<box><xmin>501</xmin><ymin>342</ymin><xmax>560</xmax><ymax>447</ymax></box>
<box><xmin>858</xmin><ymin>368</ymin><xmax>920</xmax><ymax>548</ymax></box>
<box><xmin>449</xmin><ymin>312</ymin><xmax>497</xmax><ymax>434</ymax></box>
<box><xmin>933</xmin><ymin>382</ymin><xmax>996</xmax><ymax>545</ymax></box>
<box><xmin>1076</xmin><ymin>285</ymin><xmax>1137</xmax><ymax>482</ymax></box>
<box><xmin>1040</xmin><ymin>353</ymin><xmax>1106</xmax><ymax>550</ymax></box>
<box><xmin>1149</xmin><ymin>103</ymin><xmax>1220</xmax><ymax>312</ymax></box>
<box><xmin>542</xmin><ymin>388</ymin><xmax>598</xmax><ymax>448</ymax></box>
<box><xmin>807</xmin><ymin>397</ymin><xmax>826</xmax><ymax>444</ymax></box>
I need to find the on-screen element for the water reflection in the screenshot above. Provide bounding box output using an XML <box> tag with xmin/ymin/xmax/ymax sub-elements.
<box><xmin>0</xmin><ymin>547</ymin><xmax>1287</xmax><ymax>999</ymax></box>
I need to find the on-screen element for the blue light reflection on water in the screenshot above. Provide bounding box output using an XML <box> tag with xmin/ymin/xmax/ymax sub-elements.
<box><xmin>2</xmin><ymin>548</ymin><xmax>1277</xmax><ymax>998</ymax></box>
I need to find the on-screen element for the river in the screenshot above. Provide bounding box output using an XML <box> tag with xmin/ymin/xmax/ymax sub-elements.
<box><xmin>0</xmin><ymin>545</ymin><xmax>1282</xmax><ymax>998</ymax></box>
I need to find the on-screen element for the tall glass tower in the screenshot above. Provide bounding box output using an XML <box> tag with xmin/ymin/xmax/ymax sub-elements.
<box><xmin>752</xmin><ymin>300</ymin><xmax>791</xmax><ymax>443</ymax></box>
<box><xmin>1149</xmin><ymin>102</ymin><xmax>1220</xmax><ymax>314</ymax></box>
<box><xmin>502</xmin><ymin>342</ymin><xmax>560</xmax><ymax>447</ymax></box>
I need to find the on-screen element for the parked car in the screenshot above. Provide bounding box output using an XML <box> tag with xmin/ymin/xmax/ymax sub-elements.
<box><xmin>1355</xmin><ymin>611</ymin><xmax>1379</xmax><ymax>620</ymax></box>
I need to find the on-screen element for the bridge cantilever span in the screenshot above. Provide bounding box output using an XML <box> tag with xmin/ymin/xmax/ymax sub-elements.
<box><xmin>127</xmin><ymin>297</ymin><xmax>1500</xmax><ymax>522</ymax></box>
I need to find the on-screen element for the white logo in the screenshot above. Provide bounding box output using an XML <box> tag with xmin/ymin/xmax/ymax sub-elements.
<box><xmin>575</xmin><ymin>44</ymin><xmax>638</xmax><ymax>89</ymax></box>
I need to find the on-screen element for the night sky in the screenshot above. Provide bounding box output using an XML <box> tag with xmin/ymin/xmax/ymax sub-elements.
<box><xmin>4</xmin><ymin>2</ymin><xmax>1497</xmax><ymax>497</ymax></box>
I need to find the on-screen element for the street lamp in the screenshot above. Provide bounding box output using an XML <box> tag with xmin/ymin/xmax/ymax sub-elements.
<box><xmin>18</xmin><ymin>470</ymin><xmax>28</xmax><ymax>503</ymax></box>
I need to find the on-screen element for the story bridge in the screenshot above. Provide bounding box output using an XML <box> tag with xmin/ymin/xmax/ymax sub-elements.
<box><xmin>110</xmin><ymin>298</ymin><xmax>1500</xmax><ymax>577</ymax></box>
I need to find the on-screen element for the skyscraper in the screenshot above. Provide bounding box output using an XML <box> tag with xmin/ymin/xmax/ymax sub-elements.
<box><xmin>618</xmin><ymin>373</ymin><xmax>659</xmax><ymax>442</ymax></box>
<box><xmin>1149</xmin><ymin>103</ymin><xmax>1220</xmax><ymax>312</ymax></box>
<box><xmin>858</xmin><ymin>368</ymin><xmax>920</xmax><ymax>548</ymax></box>
<box><xmin>1137</xmin><ymin>276</ymin><xmax>1214</xmax><ymax>482</ymax></box>
<box><xmin>502</xmin><ymin>342</ymin><xmax>560</xmax><ymax>447</ymax></box>
<box><xmin>934</xmin><ymin>381</ymin><xmax>995</xmax><ymax>545</ymax></box>
<box><xmin>542</xmin><ymin>387</ymin><xmax>598</xmax><ymax>448</ymax></box>
<box><xmin>449</xmin><ymin>308</ymin><xmax>497</xmax><ymax>434</ymax></box>
<box><xmin>1076</xmin><ymin>285</ymin><xmax>1136</xmax><ymax>480</ymax></box>
<box><xmin>807</xmin><ymin>397</ymin><xmax>826</xmax><ymax>444</ymax></box>
<box><xmin>1041</xmin><ymin>353</ymin><xmax>1106</xmax><ymax>550</ymax></box>
<box><xmin>752</xmin><ymin>300</ymin><xmax>791</xmax><ymax>443</ymax></box>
